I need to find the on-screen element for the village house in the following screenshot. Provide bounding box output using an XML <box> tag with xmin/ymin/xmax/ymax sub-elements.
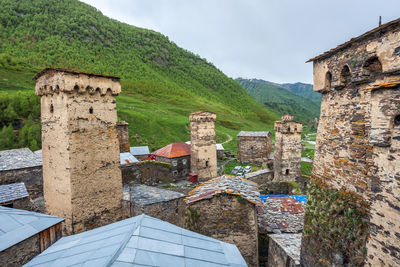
<box><xmin>185</xmin><ymin>175</ymin><xmax>262</xmax><ymax>267</ymax></box>
<box><xmin>301</xmin><ymin>17</ymin><xmax>400</xmax><ymax>266</ymax></box>
<box><xmin>153</xmin><ymin>142</ymin><xmax>191</xmax><ymax>179</ymax></box>
<box><xmin>216</xmin><ymin>143</ymin><xmax>225</xmax><ymax>159</ymax></box>
<box><xmin>121</xmin><ymin>160</ymin><xmax>172</xmax><ymax>186</ymax></box>
<box><xmin>122</xmin><ymin>184</ymin><xmax>185</xmax><ymax>227</ymax></box>
<box><xmin>0</xmin><ymin>206</ymin><xmax>64</xmax><ymax>266</ymax></box>
<box><xmin>0</xmin><ymin>148</ymin><xmax>42</xmax><ymax>199</ymax></box>
<box><xmin>237</xmin><ymin>131</ymin><xmax>272</xmax><ymax>165</ymax></box>
<box><xmin>0</xmin><ymin>182</ymin><xmax>31</xmax><ymax>210</ymax></box>
<box><xmin>130</xmin><ymin>146</ymin><xmax>150</xmax><ymax>160</ymax></box>
<box><xmin>25</xmin><ymin>214</ymin><xmax>248</xmax><ymax>266</ymax></box>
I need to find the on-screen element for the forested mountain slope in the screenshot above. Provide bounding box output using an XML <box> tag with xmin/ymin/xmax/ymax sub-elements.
<box><xmin>0</xmin><ymin>0</ymin><xmax>277</xmax><ymax>152</ymax></box>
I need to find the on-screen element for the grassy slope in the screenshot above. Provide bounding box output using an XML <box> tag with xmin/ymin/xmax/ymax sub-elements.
<box><xmin>280</xmin><ymin>82</ymin><xmax>321</xmax><ymax>103</ymax></box>
<box><xmin>236</xmin><ymin>78</ymin><xmax>320</xmax><ymax>123</ymax></box>
<box><xmin>0</xmin><ymin>0</ymin><xmax>277</xmax><ymax>152</ymax></box>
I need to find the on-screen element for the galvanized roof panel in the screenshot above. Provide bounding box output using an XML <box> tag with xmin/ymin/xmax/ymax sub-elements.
<box><xmin>120</xmin><ymin>152</ymin><xmax>139</xmax><ymax>165</ymax></box>
<box><xmin>129</xmin><ymin>146</ymin><xmax>150</xmax><ymax>156</ymax></box>
<box><xmin>25</xmin><ymin>214</ymin><xmax>248</xmax><ymax>267</ymax></box>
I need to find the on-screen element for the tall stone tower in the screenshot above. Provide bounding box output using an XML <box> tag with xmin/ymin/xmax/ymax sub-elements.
<box><xmin>116</xmin><ymin>121</ymin><xmax>130</xmax><ymax>153</ymax></box>
<box><xmin>273</xmin><ymin>114</ymin><xmax>302</xmax><ymax>182</ymax></box>
<box><xmin>190</xmin><ymin>111</ymin><xmax>217</xmax><ymax>180</ymax></box>
<box><xmin>34</xmin><ymin>68</ymin><xmax>123</xmax><ymax>234</ymax></box>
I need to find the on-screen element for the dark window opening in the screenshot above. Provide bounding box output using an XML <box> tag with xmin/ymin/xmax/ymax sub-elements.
<box><xmin>3</xmin><ymin>203</ymin><xmax>13</xmax><ymax>208</ymax></box>
<box><xmin>395</xmin><ymin>115</ymin><xmax>400</xmax><ymax>126</ymax></box>
<box><xmin>340</xmin><ymin>65</ymin><xmax>351</xmax><ymax>85</ymax></box>
<box><xmin>285</xmin><ymin>169</ymin><xmax>289</xmax><ymax>175</ymax></box>
<box><xmin>89</xmin><ymin>107</ymin><xmax>93</xmax><ymax>114</ymax></box>
<box><xmin>50</xmin><ymin>104</ymin><xmax>54</xmax><ymax>113</ymax></box>
<box><xmin>363</xmin><ymin>57</ymin><xmax>382</xmax><ymax>77</ymax></box>
<box><xmin>206</xmin><ymin>161</ymin><xmax>209</xmax><ymax>167</ymax></box>
<box><xmin>250</xmin><ymin>146</ymin><xmax>254</xmax><ymax>150</ymax></box>
<box><xmin>325</xmin><ymin>71</ymin><xmax>332</xmax><ymax>90</ymax></box>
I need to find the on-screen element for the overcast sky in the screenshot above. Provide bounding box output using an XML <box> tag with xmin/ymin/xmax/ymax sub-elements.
<box><xmin>81</xmin><ymin>0</ymin><xmax>400</xmax><ymax>84</ymax></box>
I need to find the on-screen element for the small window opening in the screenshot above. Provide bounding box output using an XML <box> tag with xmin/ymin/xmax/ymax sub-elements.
<box><xmin>89</xmin><ymin>107</ymin><xmax>93</xmax><ymax>114</ymax></box>
<box><xmin>206</xmin><ymin>161</ymin><xmax>209</xmax><ymax>167</ymax></box>
<box><xmin>325</xmin><ymin>71</ymin><xmax>332</xmax><ymax>90</ymax></box>
<box><xmin>250</xmin><ymin>146</ymin><xmax>254</xmax><ymax>150</ymax></box>
<box><xmin>340</xmin><ymin>65</ymin><xmax>351</xmax><ymax>85</ymax></box>
<box><xmin>394</xmin><ymin>115</ymin><xmax>400</xmax><ymax>126</ymax></box>
<box><xmin>285</xmin><ymin>169</ymin><xmax>289</xmax><ymax>175</ymax></box>
<box><xmin>363</xmin><ymin>57</ymin><xmax>382</xmax><ymax>77</ymax></box>
<box><xmin>50</xmin><ymin>104</ymin><xmax>54</xmax><ymax>113</ymax></box>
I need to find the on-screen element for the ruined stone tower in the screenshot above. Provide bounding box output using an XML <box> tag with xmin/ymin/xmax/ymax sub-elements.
<box><xmin>237</xmin><ymin>131</ymin><xmax>272</xmax><ymax>165</ymax></box>
<box><xmin>116</xmin><ymin>121</ymin><xmax>130</xmax><ymax>153</ymax></box>
<box><xmin>190</xmin><ymin>111</ymin><xmax>217</xmax><ymax>180</ymax></box>
<box><xmin>301</xmin><ymin>18</ymin><xmax>400</xmax><ymax>266</ymax></box>
<box><xmin>273</xmin><ymin>114</ymin><xmax>302</xmax><ymax>182</ymax></box>
<box><xmin>34</xmin><ymin>68</ymin><xmax>123</xmax><ymax>234</ymax></box>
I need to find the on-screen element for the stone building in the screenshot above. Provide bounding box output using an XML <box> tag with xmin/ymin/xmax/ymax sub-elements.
<box><xmin>0</xmin><ymin>182</ymin><xmax>31</xmax><ymax>210</ymax></box>
<box><xmin>153</xmin><ymin>142</ymin><xmax>191</xmax><ymax>179</ymax></box>
<box><xmin>121</xmin><ymin>160</ymin><xmax>171</xmax><ymax>186</ymax></box>
<box><xmin>185</xmin><ymin>175</ymin><xmax>262</xmax><ymax>267</ymax></box>
<box><xmin>301</xmin><ymin>18</ymin><xmax>400</xmax><ymax>266</ymax></box>
<box><xmin>34</xmin><ymin>68</ymin><xmax>123</xmax><ymax>235</ymax></box>
<box><xmin>245</xmin><ymin>168</ymin><xmax>274</xmax><ymax>185</ymax></box>
<box><xmin>122</xmin><ymin>184</ymin><xmax>185</xmax><ymax>227</ymax></box>
<box><xmin>273</xmin><ymin>115</ymin><xmax>302</xmax><ymax>182</ymax></box>
<box><xmin>0</xmin><ymin>148</ymin><xmax>43</xmax><ymax>198</ymax></box>
<box><xmin>0</xmin><ymin>206</ymin><xmax>64</xmax><ymax>266</ymax></box>
<box><xmin>189</xmin><ymin>111</ymin><xmax>217</xmax><ymax>180</ymax></box>
<box><xmin>130</xmin><ymin>146</ymin><xmax>150</xmax><ymax>160</ymax></box>
<box><xmin>116</xmin><ymin>121</ymin><xmax>130</xmax><ymax>153</ymax></box>
<box><xmin>268</xmin><ymin>234</ymin><xmax>302</xmax><ymax>267</ymax></box>
<box><xmin>237</xmin><ymin>131</ymin><xmax>272</xmax><ymax>165</ymax></box>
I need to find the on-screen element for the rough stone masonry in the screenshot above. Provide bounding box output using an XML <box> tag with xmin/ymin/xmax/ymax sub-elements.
<box><xmin>34</xmin><ymin>68</ymin><xmax>123</xmax><ymax>235</ymax></box>
<box><xmin>301</xmin><ymin>18</ymin><xmax>400</xmax><ymax>267</ymax></box>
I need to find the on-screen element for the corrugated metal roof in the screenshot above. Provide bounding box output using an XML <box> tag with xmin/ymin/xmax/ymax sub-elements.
<box><xmin>123</xmin><ymin>184</ymin><xmax>185</xmax><ymax>206</ymax></box>
<box><xmin>0</xmin><ymin>206</ymin><xmax>64</xmax><ymax>252</ymax></box>
<box><xmin>0</xmin><ymin>182</ymin><xmax>29</xmax><ymax>204</ymax></box>
<box><xmin>0</xmin><ymin>148</ymin><xmax>42</xmax><ymax>171</ymax></box>
<box><xmin>237</xmin><ymin>131</ymin><xmax>270</xmax><ymax>137</ymax></box>
<box><xmin>25</xmin><ymin>214</ymin><xmax>248</xmax><ymax>267</ymax></box>
<box><xmin>120</xmin><ymin>152</ymin><xmax>139</xmax><ymax>165</ymax></box>
<box><xmin>216</xmin><ymin>143</ymin><xmax>224</xmax><ymax>150</ymax></box>
<box><xmin>153</xmin><ymin>142</ymin><xmax>191</xmax><ymax>159</ymax></box>
<box><xmin>130</xmin><ymin>146</ymin><xmax>150</xmax><ymax>156</ymax></box>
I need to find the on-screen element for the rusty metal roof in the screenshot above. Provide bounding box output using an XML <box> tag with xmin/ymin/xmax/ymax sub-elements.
<box><xmin>33</xmin><ymin>67</ymin><xmax>120</xmax><ymax>80</ymax></box>
<box><xmin>153</xmin><ymin>142</ymin><xmax>191</xmax><ymax>158</ymax></box>
<box><xmin>307</xmin><ymin>17</ymin><xmax>400</xmax><ymax>62</ymax></box>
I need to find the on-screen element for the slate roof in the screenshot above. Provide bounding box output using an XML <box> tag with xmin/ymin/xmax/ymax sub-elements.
<box><xmin>269</xmin><ymin>234</ymin><xmax>302</xmax><ymax>266</ymax></box>
<box><xmin>237</xmin><ymin>131</ymin><xmax>270</xmax><ymax>137</ymax></box>
<box><xmin>123</xmin><ymin>184</ymin><xmax>185</xmax><ymax>206</ymax></box>
<box><xmin>153</xmin><ymin>142</ymin><xmax>191</xmax><ymax>158</ymax></box>
<box><xmin>185</xmin><ymin>175</ymin><xmax>263</xmax><ymax>206</ymax></box>
<box><xmin>0</xmin><ymin>148</ymin><xmax>42</xmax><ymax>171</ymax></box>
<box><xmin>25</xmin><ymin>214</ymin><xmax>247</xmax><ymax>267</ymax></box>
<box><xmin>0</xmin><ymin>183</ymin><xmax>29</xmax><ymax>204</ymax></box>
<box><xmin>130</xmin><ymin>146</ymin><xmax>150</xmax><ymax>156</ymax></box>
<box><xmin>0</xmin><ymin>206</ymin><xmax>64</xmax><ymax>252</ymax></box>
<box><xmin>120</xmin><ymin>152</ymin><xmax>139</xmax><ymax>165</ymax></box>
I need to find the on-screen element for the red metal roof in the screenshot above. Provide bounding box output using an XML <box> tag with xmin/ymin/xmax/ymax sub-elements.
<box><xmin>153</xmin><ymin>142</ymin><xmax>191</xmax><ymax>158</ymax></box>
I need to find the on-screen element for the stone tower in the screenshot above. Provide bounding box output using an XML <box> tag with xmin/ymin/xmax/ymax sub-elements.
<box><xmin>34</xmin><ymin>68</ymin><xmax>123</xmax><ymax>235</ymax></box>
<box><xmin>273</xmin><ymin>114</ymin><xmax>302</xmax><ymax>182</ymax></box>
<box><xmin>190</xmin><ymin>111</ymin><xmax>217</xmax><ymax>180</ymax></box>
<box><xmin>301</xmin><ymin>18</ymin><xmax>400</xmax><ymax>267</ymax></box>
<box><xmin>116</xmin><ymin>121</ymin><xmax>130</xmax><ymax>153</ymax></box>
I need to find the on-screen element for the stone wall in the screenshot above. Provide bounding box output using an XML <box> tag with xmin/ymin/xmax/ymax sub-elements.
<box><xmin>186</xmin><ymin>194</ymin><xmax>259</xmax><ymax>267</ymax></box>
<box><xmin>190</xmin><ymin>111</ymin><xmax>217</xmax><ymax>180</ymax></box>
<box><xmin>302</xmin><ymin>20</ymin><xmax>400</xmax><ymax>266</ymax></box>
<box><xmin>268</xmin><ymin>234</ymin><xmax>301</xmax><ymax>267</ymax></box>
<box><xmin>237</xmin><ymin>135</ymin><xmax>272</xmax><ymax>165</ymax></box>
<box><xmin>116</xmin><ymin>121</ymin><xmax>130</xmax><ymax>153</ymax></box>
<box><xmin>121</xmin><ymin>161</ymin><xmax>171</xmax><ymax>185</ymax></box>
<box><xmin>0</xmin><ymin>166</ymin><xmax>43</xmax><ymax>199</ymax></box>
<box><xmin>245</xmin><ymin>169</ymin><xmax>274</xmax><ymax>186</ymax></box>
<box><xmin>0</xmin><ymin>234</ymin><xmax>40</xmax><ymax>267</ymax></box>
<box><xmin>274</xmin><ymin>116</ymin><xmax>302</xmax><ymax>182</ymax></box>
<box><xmin>36</xmin><ymin>69</ymin><xmax>123</xmax><ymax>235</ymax></box>
<box><xmin>156</xmin><ymin>155</ymin><xmax>190</xmax><ymax>180</ymax></box>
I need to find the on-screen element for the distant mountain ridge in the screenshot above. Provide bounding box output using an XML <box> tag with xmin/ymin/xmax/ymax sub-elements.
<box><xmin>236</xmin><ymin>78</ymin><xmax>320</xmax><ymax>124</ymax></box>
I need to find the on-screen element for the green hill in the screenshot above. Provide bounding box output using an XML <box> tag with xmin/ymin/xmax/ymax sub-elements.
<box><xmin>0</xmin><ymin>0</ymin><xmax>278</xmax><ymax>153</ymax></box>
<box><xmin>279</xmin><ymin>82</ymin><xmax>321</xmax><ymax>103</ymax></box>
<box><xmin>236</xmin><ymin>78</ymin><xmax>320</xmax><ymax>123</ymax></box>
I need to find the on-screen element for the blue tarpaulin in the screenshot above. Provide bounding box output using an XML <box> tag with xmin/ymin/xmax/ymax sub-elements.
<box><xmin>259</xmin><ymin>194</ymin><xmax>307</xmax><ymax>204</ymax></box>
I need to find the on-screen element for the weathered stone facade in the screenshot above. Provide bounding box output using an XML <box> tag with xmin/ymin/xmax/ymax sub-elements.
<box><xmin>273</xmin><ymin>115</ymin><xmax>302</xmax><ymax>182</ymax></box>
<box><xmin>34</xmin><ymin>68</ymin><xmax>123</xmax><ymax>235</ymax></box>
<box><xmin>156</xmin><ymin>155</ymin><xmax>190</xmax><ymax>180</ymax></box>
<box><xmin>245</xmin><ymin>168</ymin><xmax>274</xmax><ymax>186</ymax></box>
<box><xmin>190</xmin><ymin>111</ymin><xmax>217</xmax><ymax>180</ymax></box>
<box><xmin>0</xmin><ymin>166</ymin><xmax>43</xmax><ymax>199</ymax></box>
<box><xmin>301</xmin><ymin>18</ymin><xmax>400</xmax><ymax>266</ymax></box>
<box><xmin>237</xmin><ymin>131</ymin><xmax>272</xmax><ymax>165</ymax></box>
<box><xmin>121</xmin><ymin>161</ymin><xmax>172</xmax><ymax>186</ymax></box>
<box><xmin>268</xmin><ymin>234</ymin><xmax>301</xmax><ymax>267</ymax></box>
<box><xmin>116</xmin><ymin>121</ymin><xmax>130</xmax><ymax>153</ymax></box>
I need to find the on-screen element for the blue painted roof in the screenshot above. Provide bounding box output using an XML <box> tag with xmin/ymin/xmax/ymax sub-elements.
<box><xmin>25</xmin><ymin>214</ymin><xmax>248</xmax><ymax>267</ymax></box>
<box><xmin>120</xmin><ymin>152</ymin><xmax>139</xmax><ymax>165</ymax></box>
<box><xmin>0</xmin><ymin>182</ymin><xmax>29</xmax><ymax>204</ymax></box>
<box><xmin>130</xmin><ymin>146</ymin><xmax>150</xmax><ymax>156</ymax></box>
<box><xmin>0</xmin><ymin>206</ymin><xmax>64</xmax><ymax>252</ymax></box>
<box><xmin>259</xmin><ymin>195</ymin><xmax>307</xmax><ymax>204</ymax></box>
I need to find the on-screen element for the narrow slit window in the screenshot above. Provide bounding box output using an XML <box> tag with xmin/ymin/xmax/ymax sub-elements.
<box><xmin>50</xmin><ymin>104</ymin><xmax>54</xmax><ymax>113</ymax></box>
<box><xmin>394</xmin><ymin>115</ymin><xmax>400</xmax><ymax>126</ymax></box>
<box><xmin>89</xmin><ymin>107</ymin><xmax>93</xmax><ymax>114</ymax></box>
<box><xmin>285</xmin><ymin>169</ymin><xmax>289</xmax><ymax>175</ymax></box>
